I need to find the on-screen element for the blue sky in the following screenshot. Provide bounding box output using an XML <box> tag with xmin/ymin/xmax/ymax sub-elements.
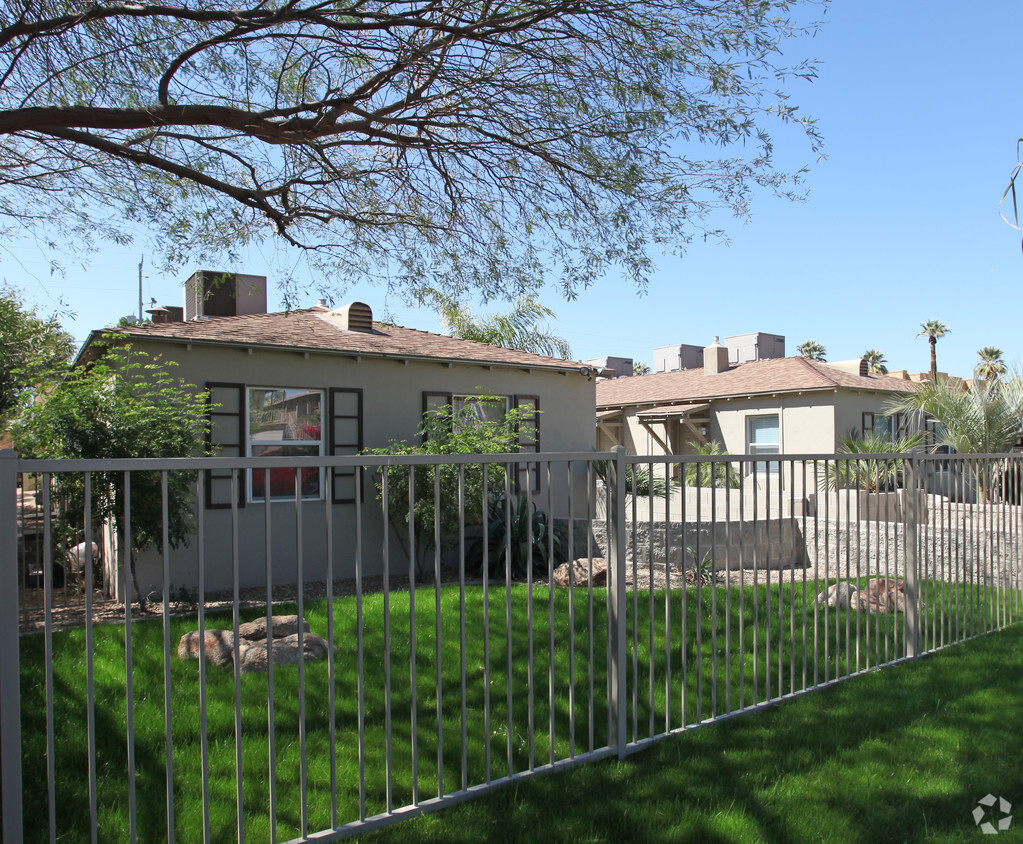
<box><xmin>3</xmin><ymin>0</ymin><xmax>1021</xmax><ymax>378</ymax></box>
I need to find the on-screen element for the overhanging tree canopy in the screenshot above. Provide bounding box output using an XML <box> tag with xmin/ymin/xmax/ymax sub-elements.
<box><xmin>0</xmin><ymin>0</ymin><xmax>823</xmax><ymax>303</ymax></box>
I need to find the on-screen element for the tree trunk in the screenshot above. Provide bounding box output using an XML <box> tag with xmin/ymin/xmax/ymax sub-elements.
<box><xmin>930</xmin><ymin>336</ymin><xmax>937</xmax><ymax>379</ymax></box>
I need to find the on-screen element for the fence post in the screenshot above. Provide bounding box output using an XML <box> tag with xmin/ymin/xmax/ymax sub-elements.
<box><xmin>0</xmin><ymin>449</ymin><xmax>24</xmax><ymax>842</ymax></box>
<box><xmin>903</xmin><ymin>455</ymin><xmax>920</xmax><ymax>658</ymax></box>
<box><xmin>608</xmin><ymin>445</ymin><xmax>628</xmax><ymax>758</ymax></box>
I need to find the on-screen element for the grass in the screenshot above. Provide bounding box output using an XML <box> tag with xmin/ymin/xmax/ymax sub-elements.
<box><xmin>366</xmin><ymin>623</ymin><xmax>1023</xmax><ymax>844</ymax></box>
<box><xmin>15</xmin><ymin>579</ymin><xmax>1020</xmax><ymax>842</ymax></box>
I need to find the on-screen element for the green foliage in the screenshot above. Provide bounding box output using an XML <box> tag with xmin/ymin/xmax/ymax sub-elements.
<box><xmin>862</xmin><ymin>349</ymin><xmax>888</xmax><ymax>375</ymax></box>
<box><xmin>0</xmin><ymin>2</ymin><xmax>824</xmax><ymax>303</ymax></box>
<box><xmin>435</xmin><ymin>296</ymin><xmax>572</xmax><ymax>359</ymax></box>
<box><xmin>683</xmin><ymin>441</ymin><xmax>740</xmax><ymax>489</ymax></box>
<box><xmin>685</xmin><ymin>546</ymin><xmax>716</xmax><ymax>585</ymax></box>
<box><xmin>364</xmin><ymin>398</ymin><xmax>537</xmax><ymax>574</ymax></box>
<box><xmin>593</xmin><ymin>461</ymin><xmax>669</xmax><ymax>497</ymax></box>
<box><xmin>797</xmin><ymin>339</ymin><xmax>826</xmax><ymax>361</ymax></box>
<box><xmin>888</xmin><ymin>376</ymin><xmax>1023</xmax><ymax>456</ymax></box>
<box><xmin>975</xmin><ymin>346</ymin><xmax>1006</xmax><ymax>382</ymax></box>
<box><xmin>467</xmin><ymin>492</ymin><xmax>569</xmax><ymax>579</ymax></box>
<box><xmin>824</xmin><ymin>431</ymin><xmax>926</xmax><ymax>492</ymax></box>
<box><xmin>632</xmin><ymin>361</ymin><xmax>652</xmax><ymax>376</ymax></box>
<box><xmin>11</xmin><ymin>339</ymin><xmax>212</xmax><ymax>604</ymax></box>
<box><xmin>0</xmin><ymin>286</ymin><xmax>75</xmax><ymax>419</ymax></box>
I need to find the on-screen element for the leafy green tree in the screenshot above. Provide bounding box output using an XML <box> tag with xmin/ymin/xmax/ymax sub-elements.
<box><xmin>862</xmin><ymin>349</ymin><xmax>888</xmax><ymax>375</ymax></box>
<box><xmin>10</xmin><ymin>340</ymin><xmax>212</xmax><ymax>607</ymax></box>
<box><xmin>797</xmin><ymin>340</ymin><xmax>826</xmax><ymax>361</ymax></box>
<box><xmin>974</xmin><ymin>346</ymin><xmax>1006</xmax><ymax>382</ymax></box>
<box><xmin>0</xmin><ymin>286</ymin><xmax>75</xmax><ymax>418</ymax></box>
<box><xmin>0</xmin><ymin>2</ymin><xmax>822</xmax><ymax>304</ymax></box>
<box><xmin>917</xmin><ymin>319</ymin><xmax>950</xmax><ymax>379</ymax></box>
<box><xmin>436</xmin><ymin>296</ymin><xmax>572</xmax><ymax>359</ymax></box>
<box><xmin>364</xmin><ymin>398</ymin><xmax>537</xmax><ymax>576</ymax></box>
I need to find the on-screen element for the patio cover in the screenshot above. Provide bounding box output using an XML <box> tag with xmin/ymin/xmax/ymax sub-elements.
<box><xmin>635</xmin><ymin>402</ymin><xmax>710</xmax><ymax>419</ymax></box>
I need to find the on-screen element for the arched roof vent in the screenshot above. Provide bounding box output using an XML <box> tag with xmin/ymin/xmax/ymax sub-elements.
<box><xmin>321</xmin><ymin>301</ymin><xmax>373</xmax><ymax>333</ymax></box>
<box><xmin>860</xmin><ymin>359</ymin><xmax>869</xmax><ymax>377</ymax></box>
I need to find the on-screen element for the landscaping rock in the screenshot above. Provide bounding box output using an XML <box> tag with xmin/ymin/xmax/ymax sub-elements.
<box><xmin>237</xmin><ymin>632</ymin><xmax>331</xmax><ymax>673</ymax></box>
<box><xmin>178</xmin><ymin>616</ymin><xmax>329</xmax><ymax>672</ymax></box>
<box><xmin>237</xmin><ymin>615</ymin><xmax>308</xmax><ymax>641</ymax></box>
<box><xmin>177</xmin><ymin>629</ymin><xmax>236</xmax><ymax>665</ymax></box>
<box><xmin>553</xmin><ymin>558</ymin><xmax>608</xmax><ymax>587</ymax></box>
<box><xmin>815</xmin><ymin>582</ymin><xmax>858</xmax><ymax>608</ymax></box>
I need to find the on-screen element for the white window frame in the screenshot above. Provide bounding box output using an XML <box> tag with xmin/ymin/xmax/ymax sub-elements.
<box><xmin>246</xmin><ymin>386</ymin><xmax>325</xmax><ymax>502</ymax></box>
<box><xmin>747</xmin><ymin>413</ymin><xmax>781</xmax><ymax>475</ymax></box>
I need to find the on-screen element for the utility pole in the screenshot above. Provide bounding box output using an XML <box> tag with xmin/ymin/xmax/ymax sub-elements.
<box><xmin>138</xmin><ymin>256</ymin><xmax>144</xmax><ymax>322</ymax></box>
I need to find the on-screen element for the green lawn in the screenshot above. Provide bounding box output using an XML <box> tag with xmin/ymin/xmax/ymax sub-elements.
<box><xmin>366</xmin><ymin>622</ymin><xmax>1023</xmax><ymax>844</ymax></box>
<box><xmin>14</xmin><ymin>580</ymin><xmax>1019</xmax><ymax>842</ymax></box>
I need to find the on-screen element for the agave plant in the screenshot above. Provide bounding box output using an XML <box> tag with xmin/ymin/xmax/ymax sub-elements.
<box><xmin>823</xmin><ymin>431</ymin><xmax>925</xmax><ymax>492</ymax></box>
<box><xmin>466</xmin><ymin>492</ymin><xmax>569</xmax><ymax>578</ymax></box>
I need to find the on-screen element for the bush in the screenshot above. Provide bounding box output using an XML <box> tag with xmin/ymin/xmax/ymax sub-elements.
<box><xmin>467</xmin><ymin>492</ymin><xmax>568</xmax><ymax>579</ymax></box>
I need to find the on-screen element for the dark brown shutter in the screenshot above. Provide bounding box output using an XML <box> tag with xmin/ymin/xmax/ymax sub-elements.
<box><xmin>206</xmin><ymin>382</ymin><xmax>245</xmax><ymax>508</ymax></box>
<box><xmin>328</xmin><ymin>388</ymin><xmax>363</xmax><ymax>503</ymax></box>
<box><xmin>421</xmin><ymin>392</ymin><xmax>453</xmax><ymax>441</ymax></box>
<box><xmin>514</xmin><ymin>395</ymin><xmax>541</xmax><ymax>493</ymax></box>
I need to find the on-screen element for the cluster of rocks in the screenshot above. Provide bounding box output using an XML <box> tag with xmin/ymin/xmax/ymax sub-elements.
<box><xmin>177</xmin><ymin>615</ymin><xmax>330</xmax><ymax>673</ymax></box>
<box><xmin>815</xmin><ymin>578</ymin><xmax>918</xmax><ymax>614</ymax></box>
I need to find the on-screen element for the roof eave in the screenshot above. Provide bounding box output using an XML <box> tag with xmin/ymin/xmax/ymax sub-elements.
<box><xmin>80</xmin><ymin>330</ymin><xmax>589</xmax><ymax>376</ymax></box>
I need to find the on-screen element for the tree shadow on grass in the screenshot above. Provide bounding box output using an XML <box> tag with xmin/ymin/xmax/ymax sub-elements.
<box><xmin>364</xmin><ymin>625</ymin><xmax>1023</xmax><ymax>843</ymax></box>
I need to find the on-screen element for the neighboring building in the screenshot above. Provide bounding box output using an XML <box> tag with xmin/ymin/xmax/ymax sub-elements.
<box><xmin>75</xmin><ymin>272</ymin><xmax>597</xmax><ymax>595</ymax></box>
<box><xmin>596</xmin><ymin>338</ymin><xmax>917</xmax><ymax>485</ymax></box>
<box><xmin>654</xmin><ymin>331</ymin><xmax>786</xmax><ymax>373</ymax></box>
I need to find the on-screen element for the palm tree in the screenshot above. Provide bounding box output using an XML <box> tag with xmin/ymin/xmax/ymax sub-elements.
<box><xmin>916</xmin><ymin>319</ymin><xmax>950</xmax><ymax>379</ymax></box>
<box><xmin>862</xmin><ymin>349</ymin><xmax>888</xmax><ymax>375</ymax></box>
<box><xmin>974</xmin><ymin>346</ymin><xmax>1006</xmax><ymax>382</ymax></box>
<box><xmin>888</xmin><ymin>373</ymin><xmax>1023</xmax><ymax>501</ymax></box>
<box><xmin>796</xmin><ymin>339</ymin><xmax>826</xmax><ymax>361</ymax></box>
<box><xmin>435</xmin><ymin>295</ymin><xmax>572</xmax><ymax>359</ymax></box>
<box><xmin>632</xmin><ymin>361</ymin><xmax>651</xmax><ymax>376</ymax></box>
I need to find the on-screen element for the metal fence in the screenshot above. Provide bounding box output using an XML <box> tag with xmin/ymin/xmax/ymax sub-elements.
<box><xmin>1</xmin><ymin>448</ymin><xmax>1021</xmax><ymax>842</ymax></box>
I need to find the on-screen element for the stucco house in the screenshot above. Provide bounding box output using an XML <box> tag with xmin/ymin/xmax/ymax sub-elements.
<box><xmin>75</xmin><ymin>272</ymin><xmax>597</xmax><ymax>596</ymax></box>
<box><xmin>596</xmin><ymin>338</ymin><xmax>918</xmax><ymax>485</ymax></box>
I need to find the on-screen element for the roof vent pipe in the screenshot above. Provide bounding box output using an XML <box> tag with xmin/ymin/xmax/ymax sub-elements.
<box><xmin>703</xmin><ymin>336</ymin><xmax>729</xmax><ymax>376</ymax></box>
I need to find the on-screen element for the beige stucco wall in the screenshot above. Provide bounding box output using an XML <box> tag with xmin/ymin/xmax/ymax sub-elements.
<box><xmin>605</xmin><ymin>389</ymin><xmax>911</xmax><ymax>498</ymax></box>
<box><xmin>121</xmin><ymin>338</ymin><xmax>596</xmax><ymax>598</ymax></box>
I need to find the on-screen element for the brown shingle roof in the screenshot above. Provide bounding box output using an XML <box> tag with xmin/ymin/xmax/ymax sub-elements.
<box><xmin>81</xmin><ymin>306</ymin><xmax>586</xmax><ymax>373</ymax></box>
<box><xmin>596</xmin><ymin>357</ymin><xmax>916</xmax><ymax>409</ymax></box>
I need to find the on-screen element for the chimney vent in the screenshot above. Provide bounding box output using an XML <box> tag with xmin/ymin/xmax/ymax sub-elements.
<box><xmin>703</xmin><ymin>336</ymin><xmax>729</xmax><ymax>376</ymax></box>
<box><xmin>146</xmin><ymin>306</ymin><xmax>170</xmax><ymax>324</ymax></box>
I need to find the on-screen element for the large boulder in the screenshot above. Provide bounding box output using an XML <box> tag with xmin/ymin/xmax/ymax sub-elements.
<box><xmin>237</xmin><ymin>615</ymin><xmax>309</xmax><ymax>641</ymax></box>
<box><xmin>237</xmin><ymin>632</ymin><xmax>332</xmax><ymax>673</ymax></box>
<box><xmin>177</xmin><ymin>629</ymin><xmax>236</xmax><ymax>665</ymax></box>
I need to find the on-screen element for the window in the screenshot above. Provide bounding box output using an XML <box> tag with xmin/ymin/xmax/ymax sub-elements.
<box><xmin>248</xmin><ymin>387</ymin><xmax>324</xmax><ymax>501</ymax></box>
<box><xmin>453</xmin><ymin>394</ymin><xmax>510</xmax><ymax>427</ymax></box>
<box><xmin>862</xmin><ymin>412</ymin><xmax>906</xmax><ymax>442</ymax></box>
<box><xmin>747</xmin><ymin>414</ymin><xmax>780</xmax><ymax>474</ymax></box>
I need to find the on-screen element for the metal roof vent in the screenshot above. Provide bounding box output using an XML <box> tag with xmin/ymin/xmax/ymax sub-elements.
<box><xmin>320</xmin><ymin>301</ymin><xmax>374</xmax><ymax>333</ymax></box>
